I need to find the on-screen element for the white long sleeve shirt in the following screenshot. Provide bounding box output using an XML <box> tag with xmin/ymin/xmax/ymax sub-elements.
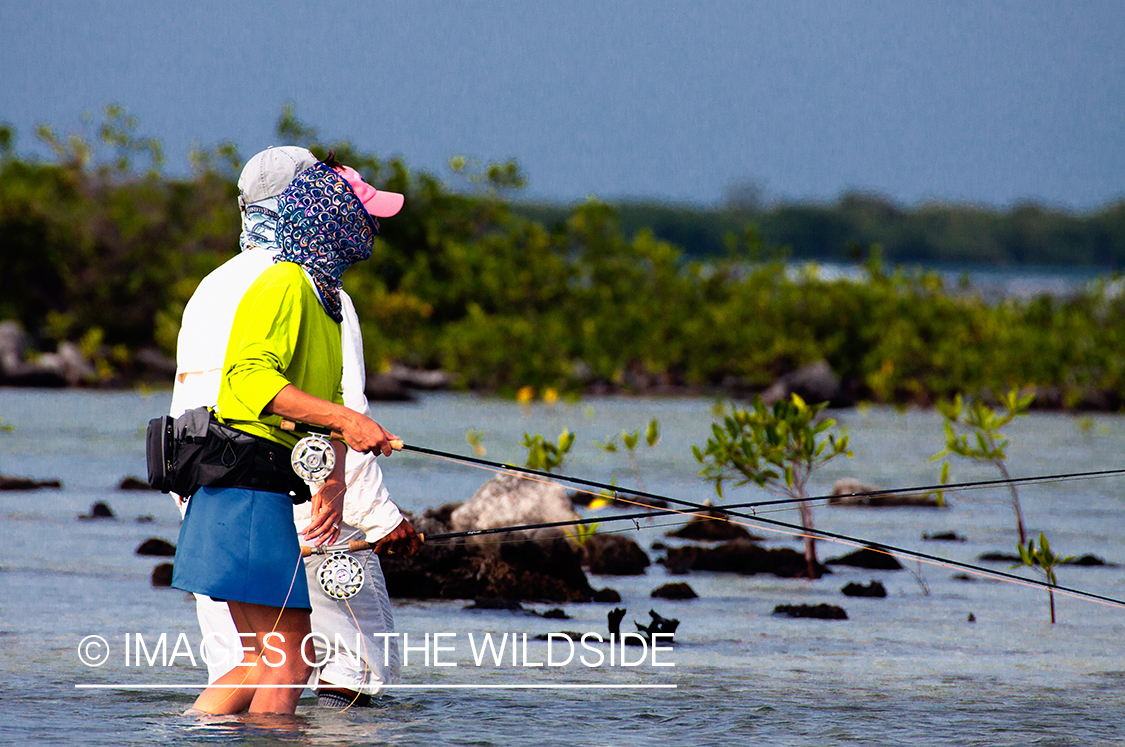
<box><xmin>170</xmin><ymin>250</ymin><xmax>403</xmax><ymax>541</ymax></box>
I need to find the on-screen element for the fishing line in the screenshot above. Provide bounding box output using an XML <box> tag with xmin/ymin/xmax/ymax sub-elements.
<box><xmin>399</xmin><ymin>442</ymin><xmax>1125</xmax><ymax>514</ymax></box>
<box><xmin>392</xmin><ymin>442</ymin><xmax>1125</xmax><ymax>609</ymax></box>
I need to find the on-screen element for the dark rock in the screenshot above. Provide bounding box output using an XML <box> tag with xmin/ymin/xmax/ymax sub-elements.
<box><xmin>151</xmin><ymin>563</ymin><xmax>174</xmax><ymax>587</ymax></box>
<box><xmin>651</xmin><ymin>541</ymin><xmax>667</xmax><ymax>551</ymax></box>
<box><xmin>951</xmin><ymin>573</ymin><xmax>976</xmax><ymax>582</ymax></box>
<box><xmin>967</xmin><ymin>613</ymin><xmax>976</xmax><ymax>622</ymax></box>
<box><xmin>651</xmin><ymin>582</ymin><xmax>698</xmax><ymax>600</ymax></box>
<box><xmin>463</xmin><ymin>597</ymin><xmax>524</xmax><ymax>611</ymax></box>
<box><xmin>664</xmin><ymin>539</ymin><xmax>830</xmax><ymax>578</ymax></box>
<box><xmin>135</xmin><ymin>515</ymin><xmax>155</xmax><ymax>523</ymax></box>
<box><xmin>583</xmin><ymin>533</ymin><xmax>651</xmax><ymax>575</ymax></box>
<box><xmin>760</xmin><ymin>360</ymin><xmax>852</xmax><ymax>408</ymax></box>
<box><xmin>841</xmin><ymin>580</ymin><xmax>887</xmax><ymax>598</ymax></box>
<box><xmin>381</xmin><ymin>512</ymin><xmax>595</xmax><ymax>603</ymax></box>
<box><xmin>538</xmin><ymin>608</ymin><xmax>570</xmax><ymax>619</ymax></box>
<box><xmin>534</xmin><ymin>631</ymin><xmax>584</xmax><ymax>641</ymax></box>
<box><xmin>826</xmin><ymin>546</ymin><xmax>904</xmax><ymax>570</ymax></box>
<box><xmin>664</xmin><ymin>510</ymin><xmax>758</xmax><ymax>542</ymax></box>
<box><xmin>978</xmin><ymin>552</ymin><xmax>1021</xmax><ymax>563</ymax></box>
<box><xmin>923</xmin><ymin>531</ymin><xmax>966</xmax><ymax>542</ymax></box>
<box><xmin>136</xmin><ymin>538</ymin><xmax>176</xmax><ymax>557</ymax></box>
<box><xmin>118</xmin><ymin>476</ymin><xmax>154</xmax><ymax>491</ymax></box>
<box><xmin>773</xmin><ymin>603</ymin><xmax>848</xmax><ymax>620</ymax></box>
<box><xmin>828</xmin><ymin>478</ymin><xmax>942</xmax><ymax>508</ymax></box>
<box><xmin>592</xmin><ymin>588</ymin><xmax>622</xmax><ymax>603</ymax></box>
<box><xmin>78</xmin><ymin>501</ymin><xmax>115</xmax><ymax>520</ymax></box>
<box><xmin>1066</xmin><ymin>554</ymin><xmax>1113</xmax><ymax>567</ymax></box>
<box><xmin>365</xmin><ymin>373</ymin><xmax>416</xmax><ymax>402</ymax></box>
<box><xmin>0</xmin><ymin>474</ymin><xmax>62</xmax><ymax>491</ymax></box>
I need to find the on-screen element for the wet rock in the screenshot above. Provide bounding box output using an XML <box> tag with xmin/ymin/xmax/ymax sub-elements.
<box><xmin>592</xmin><ymin>588</ymin><xmax>622</xmax><ymax>603</ymax></box>
<box><xmin>0</xmin><ymin>474</ymin><xmax>62</xmax><ymax>491</ymax></box>
<box><xmin>422</xmin><ymin>502</ymin><xmax>463</xmax><ymax>527</ymax></box>
<box><xmin>451</xmin><ymin>474</ymin><xmax>579</xmax><ymax>540</ymax></box>
<box><xmin>1066</xmin><ymin>554</ymin><xmax>1114</xmax><ymax>567</ymax></box>
<box><xmin>151</xmin><ymin>563</ymin><xmax>174</xmax><ymax>587</ymax></box>
<box><xmin>841</xmin><ymin>580</ymin><xmax>887</xmax><ymax>598</ymax></box>
<box><xmin>967</xmin><ymin>613</ymin><xmax>976</xmax><ymax>623</ymax></box>
<box><xmin>664</xmin><ymin>510</ymin><xmax>758</xmax><ymax>542</ymax></box>
<box><xmin>651</xmin><ymin>541</ymin><xmax>668</xmax><ymax>551</ymax></box>
<box><xmin>663</xmin><ymin>539</ymin><xmax>830</xmax><ymax>578</ymax></box>
<box><xmin>651</xmin><ymin>582</ymin><xmax>698</xmax><ymax>600</ymax></box>
<box><xmin>118</xmin><ymin>476</ymin><xmax>153</xmax><ymax>491</ymax></box>
<box><xmin>826</xmin><ymin>546</ymin><xmax>904</xmax><ymax>570</ymax></box>
<box><xmin>538</xmin><ymin>608</ymin><xmax>571</xmax><ymax>619</ymax></box>
<box><xmin>773</xmin><ymin>603</ymin><xmax>848</xmax><ymax>620</ymax></box>
<box><xmin>381</xmin><ymin>511</ymin><xmax>595</xmax><ymax>603</ymax></box>
<box><xmin>759</xmin><ymin>360</ymin><xmax>852</xmax><ymax>408</ymax></box>
<box><xmin>135</xmin><ymin>515</ymin><xmax>155</xmax><ymax>523</ymax></box>
<box><xmin>978</xmin><ymin>552</ymin><xmax>1021</xmax><ymax>563</ymax></box>
<box><xmin>583</xmin><ymin>534</ymin><xmax>651</xmax><ymax>575</ymax></box>
<box><xmin>78</xmin><ymin>501</ymin><xmax>116</xmax><ymax>520</ymax></box>
<box><xmin>952</xmin><ymin>573</ymin><xmax>976</xmax><ymax>582</ymax></box>
<box><xmin>136</xmin><ymin>538</ymin><xmax>176</xmax><ymax>557</ymax></box>
<box><xmin>923</xmin><ymin>531</ymin><xmax>966</xmax><ymax>542</ymax></box>
<box><xmin>828</xmin><ymin>478</ymin><xmax>943</xmax><ymax>508</ymax></box>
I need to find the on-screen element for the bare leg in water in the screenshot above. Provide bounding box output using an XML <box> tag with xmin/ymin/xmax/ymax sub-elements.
<box><xmin>191</xmin><ymin>601</ymin><xmax>313</xmax><ymax>715</ymax></box>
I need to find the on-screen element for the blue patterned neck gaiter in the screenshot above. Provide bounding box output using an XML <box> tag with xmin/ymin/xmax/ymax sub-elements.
<box><xmin>275</xmin><ymin>162</ymin><xmax>377</xmax><ymax>322</ymax></box>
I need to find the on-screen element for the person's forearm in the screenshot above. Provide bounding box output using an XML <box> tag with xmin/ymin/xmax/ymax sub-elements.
<box><xmin>263</xmin><ymin>384</ymin><xmax>359</xmax><ymax>434</ymax></box>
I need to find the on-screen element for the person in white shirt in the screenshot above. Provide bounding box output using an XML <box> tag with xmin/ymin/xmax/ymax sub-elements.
<box><xmin>170</xmin><ymin>146</ymin><xmax>420</xmax><ymax>708</ymax></box>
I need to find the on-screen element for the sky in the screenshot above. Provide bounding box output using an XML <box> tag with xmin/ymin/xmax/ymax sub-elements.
<box><xmin>2</xmin><ymin>1</ymin><xmax>1123</xmax><ymax>210</ymax></box>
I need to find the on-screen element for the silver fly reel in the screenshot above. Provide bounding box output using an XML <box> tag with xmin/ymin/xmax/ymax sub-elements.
<box><xmin>317</xmin><ymin>552</ymin><xmax>366</xmax><ymax>600</ymax></box>
<box><xmin>291</xmin><ymin>434</ymin><xmax>336</xmax><ymax>482</ymax></box>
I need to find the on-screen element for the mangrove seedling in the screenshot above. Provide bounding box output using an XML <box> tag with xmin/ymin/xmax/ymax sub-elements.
<box><xmin>564</xmin><ymin>521</ymin><xmax>601</xmax><ymax>549</ymax></box>
<box><xmin>465</xmin><ymin>428</ymin><xmax>487</xmax><ymax>457</ymax></box>
<box><xmin>1014</xmin><ymin>532</ymin><xmax>1075</xmax><ymax>624</ymax></box>
<box><xmin>693</xmin><ymin>394</ymin><xmax>852</xmax><ymax>580</ymax></box>
<box><xmin>931</xmin><ymin>388</ymin><xmax>1033</xmax><ymax>544</ymax></box>
<box><xmin>594</xmin><ymin>418</ymin><xmax>660</xmax><ymax>490</ymax></box>
<box><xmin>521</xmin><ymin>429</ymin><xmax>576</xmax><ymax>474</ymax></box>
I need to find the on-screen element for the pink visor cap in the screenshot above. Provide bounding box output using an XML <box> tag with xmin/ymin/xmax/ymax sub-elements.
<box><xmin>334</xmin><ymin>165</ymin><xmax>405</xmax><ymax>218</ymax></box>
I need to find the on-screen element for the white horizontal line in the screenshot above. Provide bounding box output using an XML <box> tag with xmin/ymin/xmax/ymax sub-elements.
<box><xmin>75</xmin><ymin>683</ymin><xmax>676</xmax><ymax>690</ymax></box>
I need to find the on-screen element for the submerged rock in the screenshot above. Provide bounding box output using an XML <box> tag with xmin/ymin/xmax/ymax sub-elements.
<box><xmin>664</xmin><ymin>510</ymin><xmax>758</xmax><ymax>542</ymax></box>
<box><xmin>136</xmin><ymin>538</ymin><xmax>176</xmax><ymax>557</ymax></box>
<box><xmin>583</xmin><ymin>534</ymin><xmax>651</xmax><ymax>575</ymax></box>
<box><xmin>151</xmin><ymin>563</ymin><xmax>174</xmax><ymax>587</ymax></box>
<box><xmin>0</xmin><ymin>474</ymin><xmax>62</xmax><ymax>491</ymax></box>
<box><xmin>662</xmin><ymin>539</ymin><xmax>829</xmax><ymax>578</ymax></box>
<box><xmin>841</xmin><ymin>580</ymin><xmax>887</xmax><ymax>598</ymax></box>
<box><xmin>828</xmin><ymin>478</ymin><xmax>942</xmax><ymax>508</ymax></box>
<box><xmin>826</xmin><ymin>546</ymin><xmax>904</xmax><ymax>570</ymax></box>
<box><xmin>774</xmin><ymin>603</ymin><xmax>847</xmax><ymax>620</ymax></box>
<box><xmin>118</xmin><ymin>476</ymin><xmax>153</xmax><ymax>491</ymax></box>
<box><xmin>651</xmin><ymin>582</ymin><xmax>698</xmax><ymax>600</ymax></box>
<box><xmin>77</xmin><ymin>501</ymin><xmax>115</xmax><ymax>520</ymax></box>
<box><xmin>923</xmin><ymin>531</ymin><xmax>966</xmax><ymax>542</ymax></box>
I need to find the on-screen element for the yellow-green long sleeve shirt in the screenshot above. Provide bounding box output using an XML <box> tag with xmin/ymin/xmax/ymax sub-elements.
<box><xmin>216</xmin><ymin>261</ymin><xmax>344</xmax><ymax>448</ymax></box>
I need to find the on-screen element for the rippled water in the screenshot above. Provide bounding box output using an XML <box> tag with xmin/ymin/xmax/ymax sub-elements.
<box><xmin>1</xmin><ymin>389</ymin><xmax>1124</xmax><ymax>745</ymax></box>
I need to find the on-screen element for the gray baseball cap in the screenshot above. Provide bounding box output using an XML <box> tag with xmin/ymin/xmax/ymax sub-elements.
<box><xmin>237</xmin><ymin>146</ymin><xmax>317</xmax><ymax>208</ymax></box>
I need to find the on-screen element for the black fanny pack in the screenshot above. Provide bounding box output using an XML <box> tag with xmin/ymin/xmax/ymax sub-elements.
<box><xmin>146</xmin><ymin>407</ymin><xmax>311</xmax><ymax>504</ymax></box>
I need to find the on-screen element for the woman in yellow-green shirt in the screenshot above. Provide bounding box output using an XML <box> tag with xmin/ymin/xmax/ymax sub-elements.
<box><xmin>173</xmin><ymin>158</ymin><xmax>400</xmax><ymax>715</ymax></box>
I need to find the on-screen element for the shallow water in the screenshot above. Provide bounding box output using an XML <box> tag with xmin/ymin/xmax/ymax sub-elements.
<box><xmin>1</xmin><ymin>389</ymin><xmax>1124</xmax><ymax>745</ymax></box>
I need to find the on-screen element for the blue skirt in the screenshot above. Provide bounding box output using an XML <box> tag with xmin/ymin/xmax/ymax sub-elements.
<box><xmin>172</xmin><ymin>486</ymin><xmax>312</xmax><ymax>611</ymax></box>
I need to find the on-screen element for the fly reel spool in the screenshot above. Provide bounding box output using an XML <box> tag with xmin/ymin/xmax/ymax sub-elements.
<box><xmin>291</xmin><ymin>434</ymin><xmax>336</xmax><ymax>482</ymax></box>
<box><xmin>317</xmin><ymin>552</ymin><xmax>366</xmax><ymax>600</ymax></box>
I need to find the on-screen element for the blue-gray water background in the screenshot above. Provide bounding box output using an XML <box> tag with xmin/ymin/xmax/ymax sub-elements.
<box><xmin>1</xmin><ymin>388</ymin><xmax>1124</xmax><ymax>746</ymax></box>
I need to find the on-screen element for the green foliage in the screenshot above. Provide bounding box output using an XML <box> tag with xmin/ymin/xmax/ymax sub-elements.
<box><xmin>931</xmin><ymin>388</ymin><xmax>1033</xmax><ymax>542</ymax></box>
<box><xmin>564</xmin><ymin>521</ymin><xmax>601</xmax><ymax>549</ymax></box>
<box><xmin>694</xmin><ymin>394</ymin><xmax>852</xmax><ymax>578</ymax></box>
<box><xmin>465</xmin><ymin>428</ymin><xmax>487</xmax><ymax>457</ymax></box>
<box><xmin>521</xmin><ymin>429</ymin><xmax>575</xmax><ymax>473</ymax></box>
<box><xmin>1013</xmin><ymin>533</ymin><xmax>1076</xmax><ymax>624</ymax></box>
<box><xmin>4</xmin><ymin>105</ymin><xmax>1125</xmax><ymax>403</ymax></box>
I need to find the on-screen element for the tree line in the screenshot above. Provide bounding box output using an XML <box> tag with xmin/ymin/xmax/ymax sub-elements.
<box><xmin>1</xmin><ymin>105</ymin><xmax>1123</xmax><ymax>409</ymax></box>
